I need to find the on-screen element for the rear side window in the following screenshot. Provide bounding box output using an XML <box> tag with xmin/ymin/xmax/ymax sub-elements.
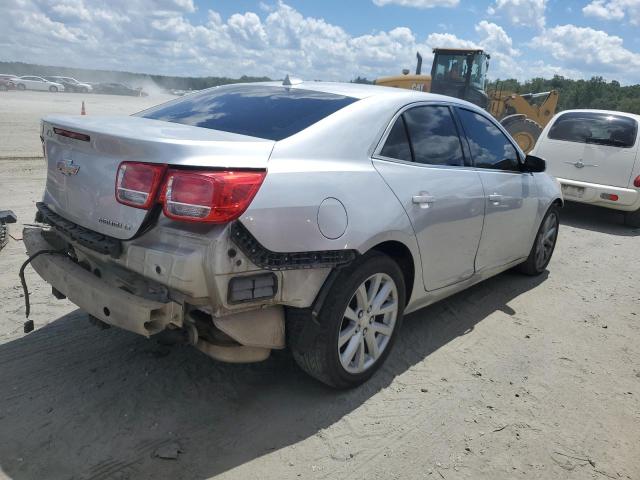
<box><xmin>457</xmin><ymin>108</ymin><xmax>520</xmax><ymax>171</ymax></box>
<box><xmin>138</xmin><ymin>85</ymin><xmax>358</xmax><ymax>141</ymax></box>
<box><xmin>548</xmin><ymin>112</ymin><xmax>637</xmax><ymax>148</ymax></box>
<box><xmin>380</xmin><ymin>117</ymin><xmax>412</xmax><ymax>162</ymax></box>
<box><xmin>403</xmin><ymin>106</ymin><xmax>465</xmax><ymax>166</ymax></box>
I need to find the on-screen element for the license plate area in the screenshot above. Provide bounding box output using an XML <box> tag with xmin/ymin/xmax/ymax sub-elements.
<box><xmin>561</xmin><ymin>184</ymin><xmax>585</xmax><ymax>198</ymax></box>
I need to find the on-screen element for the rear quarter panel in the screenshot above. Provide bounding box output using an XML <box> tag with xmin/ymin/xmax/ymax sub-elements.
<box><xmin>241</xmin><ymin>95</ymin><xmax>424</xmax><ymax>299</ymax></box>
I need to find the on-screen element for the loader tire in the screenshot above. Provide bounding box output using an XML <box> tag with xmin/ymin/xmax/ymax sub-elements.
<box><xmin>504</xmin><ymin>118</ymin><xmax>543</xmax><ymax>154</ymax></box>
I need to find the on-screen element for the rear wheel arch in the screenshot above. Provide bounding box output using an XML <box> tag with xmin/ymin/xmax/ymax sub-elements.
<box><xmin>369</xmin><ymin>240</ymin><xmax>415</xmax><ymax>306</ymax></box>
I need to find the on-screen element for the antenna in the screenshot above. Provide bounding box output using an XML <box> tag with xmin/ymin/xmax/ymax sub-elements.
<box><xmin>282</xmin><ymin>74</ymin><xmax>303</xmax><ymax>86</ymax></box>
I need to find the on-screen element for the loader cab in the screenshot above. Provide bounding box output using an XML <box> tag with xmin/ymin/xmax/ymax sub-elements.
<box><xmin>430</xmin><ymin>48</ymin><xmax>490</xmax><ymax>109</ymax></box>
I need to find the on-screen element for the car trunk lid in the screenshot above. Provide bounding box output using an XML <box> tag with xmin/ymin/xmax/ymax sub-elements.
<box><xmin>41</xmin><ymin>115</ymin><xmax>274</xmax><ymax>240</ymax></box>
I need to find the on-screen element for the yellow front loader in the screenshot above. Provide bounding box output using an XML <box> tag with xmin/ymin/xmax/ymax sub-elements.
<box><xmin>375</xmin><ymin>50</ymin><xmax>559</xmax><ymax>153</ymax></box>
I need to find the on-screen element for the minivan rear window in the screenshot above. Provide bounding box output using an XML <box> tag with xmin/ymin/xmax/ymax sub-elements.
<box><xmin>548</xmin><ymin>112</ymin><xmax>638</xmax><ymax>148</ymax></box>
<box><xmin>138</xmin><ymin>85</ymin><xmax>358</xmax><ymax>141</ymax></box>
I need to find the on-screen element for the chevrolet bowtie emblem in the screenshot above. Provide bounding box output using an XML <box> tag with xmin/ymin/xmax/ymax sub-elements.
<box><xmin>57</xmin><ymin>159</ymin><xmax>80</xmax><ymax>176</ymax></box>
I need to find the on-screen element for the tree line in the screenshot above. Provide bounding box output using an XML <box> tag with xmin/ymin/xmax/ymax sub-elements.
<box><xmin>488</xmin><ymin>76</ymin><xmax>640</xmax><ymax>115</ymax></box>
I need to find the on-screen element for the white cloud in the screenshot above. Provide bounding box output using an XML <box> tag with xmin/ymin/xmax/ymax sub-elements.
<box><xmin>583</xmin><ymin>0</ymin><xmax>640</xmax><ymax>24</ymax></box>
<box><xmin>372</xmin><ymin>0</ymin><xmax>459</xmax><ymax>8</ymax></box>
<box><xmin>531</xmin><ymin>24</ymin><xmax>640</xmax><ymax>79</ymax></box>
<box><xmin>0</xmin><ymin>0</ymin><xmax>636</xmax><ymax>84</ymax></box>
<box><xmin>487</xmin><ymin>0</ymin><xmax>547</xmax><ymax>29</ymax></box>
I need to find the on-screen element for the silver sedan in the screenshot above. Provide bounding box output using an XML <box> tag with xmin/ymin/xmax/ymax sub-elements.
<box><xmin>27</xmin><ymin>81</ymin><xmax>562</xmax><ymax>388</ymax></box>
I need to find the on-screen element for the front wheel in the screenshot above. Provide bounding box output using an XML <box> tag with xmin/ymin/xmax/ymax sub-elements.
<box><xmin>288</xmin><ymin>252</ymin><xmax>405</xmax><ymax>388</ymax></box>
<box><xmin>49</xmin><ymin>86</ymin><xmax>58</xmax><ymax>92</ymax></box>
<box><xmin>17</xmin><ymin>83</ymin><xmax>25</xmax><ymax>91</ymax></box>
<box><xmin>518</xmin><ymin>204</ymin><xmax>560</xmax><ymax>275</ymax></box>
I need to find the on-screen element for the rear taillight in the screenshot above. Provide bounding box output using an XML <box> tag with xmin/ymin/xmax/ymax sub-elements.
<box><xmin>116</xmin><ymin>161</ymin><xmax>166</xmax><ymax>209</ymax></box>
<box><xmin>634</xmin><ymin>175</ymin><xmax>640</xmax><ymax>188</ymax></box>
<box><xmin>163</xmin><ymin>170</ymin><xmax>266</xmax><ymax>223</ymax></box>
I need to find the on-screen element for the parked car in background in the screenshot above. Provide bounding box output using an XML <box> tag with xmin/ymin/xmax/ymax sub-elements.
<box><xmin>92</xmin><ymin>82</ymin><xmax>144</xmax><ymax>96</ymax></box>
<box><xmin>0</xmin><ymin>74</ymin><xmax>20</xmax><ymax>81</ymax></box>
<box><xmin>26</xmin><ymin>82</ymin><xmax>561</xmax><ymax>388</ymax></box>
<box><xmin>532</xmin><ymin>109</ymin><xmax>640</xmax><ymax>227</ymax></box>
<box><xmin>15</xmin><ymin>76</ymin><xmax>64</xmax><ymax>92</ymax></box>
<box><xmin>0</xmin><ymin>77</ymin><xmax>16</xmax><ymax>91</ymax></box>
<box><xmin>44</xmin><ymin>76</ymin><xmax>92</xmax><ymax>93</ymax></box>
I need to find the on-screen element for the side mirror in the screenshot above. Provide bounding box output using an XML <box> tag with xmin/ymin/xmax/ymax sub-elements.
<box><xmin>522</xmin><ymin>155</ymin><xmax>546</xmax><ymax>173</ymax></box>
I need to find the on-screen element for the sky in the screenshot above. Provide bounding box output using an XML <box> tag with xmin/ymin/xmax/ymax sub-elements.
<box><xmin>1</xmin><ymin>0</ymin><xmax>640</xmax><ymax>83</ymax></box>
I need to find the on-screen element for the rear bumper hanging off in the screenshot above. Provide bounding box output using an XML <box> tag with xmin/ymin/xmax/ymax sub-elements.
<box><xmin>22</xmin><ymin>226</ymin><xmax>182</xmax><ymax>336</ymax></box>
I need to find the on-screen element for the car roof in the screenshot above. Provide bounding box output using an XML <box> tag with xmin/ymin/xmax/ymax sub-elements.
<box><xmin>230</xmin><ymin>80</ymin><xmax>480</xmax><ymax>109</ymax></box>
<box><xmin>557</xmin><ymin>109</ymin><xmax>640</xmax><ymax>122</ymax></box>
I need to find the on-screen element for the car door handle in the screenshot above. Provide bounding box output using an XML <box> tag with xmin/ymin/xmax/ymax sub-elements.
<box><xmin>412</xmin><ymin>194</ymin><xmax>436</xmax><ymax>204</ymax></box>
<box><xmin>488</xmin><ymin>194</ymin><xmax>502</xmax><ymax>205</ymax></box>
<box><xmin>564</xmin><ymin>160</ymin><xmax>598</xmax><ymax>168</ymax></box>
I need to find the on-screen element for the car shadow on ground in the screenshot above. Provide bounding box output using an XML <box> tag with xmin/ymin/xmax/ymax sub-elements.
<box><xmin>559</xmin><ymin>201</ymin><xmax>640</xmax><ymax>237</ymax></box>
<box><xmin>0</xmin><ymin>270</ymin><xmax>546</xmax><ymax>480</ymax></box>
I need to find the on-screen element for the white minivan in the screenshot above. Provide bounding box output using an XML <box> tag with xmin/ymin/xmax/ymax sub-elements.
<box><xmin>532</xmin><ymin>109</ymin><xmax>640</xmax><ymax>226</ymax></box>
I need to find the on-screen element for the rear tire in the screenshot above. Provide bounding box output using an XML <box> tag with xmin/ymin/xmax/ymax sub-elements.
<box><xmin>503</xmin><ymin>118</ymin><xmax>543</xmax><ymax>154</ymax></box>
<box><xmin>517</xmin><ymin>204</ymin><xmax>560</xmax><ymax>275</ymax></box>
<box><xmin>49</xmin><ymin>86</ymin><xmax>58</xmax><ymax>92</ymax></box>
<box><xmin>17</xmin><ymin>83</ymin><xmax>25</xmax><ymax>91</ymax></box>
<box><xmin>624</xmin><ymin>208</ymin><xmax>640</xmax><ymax>228</ymax></box>
<box><xmin>287</xmin><ymin>251</ymin><xmax>406</xmax><ymax>389</ymax></box>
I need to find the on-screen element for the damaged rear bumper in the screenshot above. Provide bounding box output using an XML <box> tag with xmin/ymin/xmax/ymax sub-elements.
<box><xmin>23</xmin><ymin>226</ymin><xmax>182</xmax><ymax>337</ymax></box>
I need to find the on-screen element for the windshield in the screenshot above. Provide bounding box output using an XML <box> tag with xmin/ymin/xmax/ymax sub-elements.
<box><xmin>139</xmin><ymin>85</ymin><xmax>358</xmax><ymax>141</ymax></box>
<box><xmin>433</xmin><ymin>54</ymin><xmax>469</xmax><ymax>83</ymax></box>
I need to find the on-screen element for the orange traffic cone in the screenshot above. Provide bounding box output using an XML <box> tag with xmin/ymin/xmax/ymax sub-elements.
<box><xmin>81</xmin><ymin>101</ymin><xmax>86</xmax><ymax>115</ymax></box>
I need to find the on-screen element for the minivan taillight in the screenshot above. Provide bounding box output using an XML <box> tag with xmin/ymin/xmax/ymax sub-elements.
<box><xmin>116</xmin><ymin>162</ymin><xmax>166</xmax><ymax>209</ymax></box>
<box><xmin>163</xmin><ymin>170</ymin><xmax>266</xmax><ymax>223</ymax></box>
<box><xmin>634</xmin><ymin>175</ymin><xmax>640</xmax><ymax>188</ymax></box>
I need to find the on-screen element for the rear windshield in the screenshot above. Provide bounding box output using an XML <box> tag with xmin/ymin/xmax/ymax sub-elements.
<box><xmin>548</xmin><ymin>112</ymin><xmax>638</xmax><ymax>148</ymax></box>
<box><xmin>138</xmin><ymin>85</ymin><xmax>358</xmax><ymax>141</ymax></box>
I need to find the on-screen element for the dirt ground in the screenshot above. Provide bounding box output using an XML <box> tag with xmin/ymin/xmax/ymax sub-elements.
<box><xmin>0</xmin><ymin>93</ymin><xmax>638</xmax><ymax>480</ymax></box>
<box><xmin>0</xmin><ymin>90</ymin><xmax>175</xmax><ymax>158</ymax></box>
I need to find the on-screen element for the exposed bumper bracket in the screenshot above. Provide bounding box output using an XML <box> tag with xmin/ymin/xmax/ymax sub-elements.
<box><xmin>23</xmin><ymin>227</ymin><xmax>181</xmax><ymax>337</ymax></box>
<box><xmin>230</xmin><ymin>221</ymin><xmax>356</xmax><ymax>271</ymax></box>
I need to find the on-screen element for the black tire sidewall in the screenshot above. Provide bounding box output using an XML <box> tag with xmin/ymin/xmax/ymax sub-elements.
<box><xmin>530</xmin><ymin>205</ymin><xmax>560</xmax><ymax>273</ymax></box>
<box><xmin>319</xmin><ymin>252</ymin><xmax>406</xmax><ymax>387</ymax></box>
<box><xmin>17</xmin><ymin>84</ymin><xmax>25</xmax><ymax>90</ymax></box>
<box><xmin>49</xmin><ymin>86</ymin><xmax>58</xmax><ymax>92</ymax></box>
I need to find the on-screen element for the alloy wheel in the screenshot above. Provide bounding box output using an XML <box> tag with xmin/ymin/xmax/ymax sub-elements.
<box><xmin>535</xmin><ymin>212</ymin><xmax>558</xmax><ymax>270</ymax></box>
<box><xmin>338</xmin><ymin>273</ymin><xmax>398</xmax><ymax>374</ymax></box>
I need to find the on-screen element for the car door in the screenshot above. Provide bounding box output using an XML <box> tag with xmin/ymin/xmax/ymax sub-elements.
<box><xmin>455</xmin><ymin>107</ymin><xmax>539</xmax><ymax>271</ymax></box>
<box><xmin>20</xmin><ymin>77</ymin><xmax>37</xmax><ymax>90</ymax></box>
<box><xmin>32</xmin><ymin>77</ymin><xmax>48</xmax><ymax>91</ymax></box>
<box><xmin>373</xmin><ymin>103</ymin><xmax>485</xmax><ymax>291</ymax></box>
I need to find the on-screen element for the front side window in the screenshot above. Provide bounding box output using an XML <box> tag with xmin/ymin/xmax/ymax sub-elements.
<box><xmin>457</xmin><ymin>108</ymin><xmax>520</xmax><ymax>171</ymax></box>
<box><xmin>403</xmin><ymin>106</ymin><xmax>465</xmax><ymax>166</ymax></box>
<box><xmin>548</xmin><ymin>112</ymin><xmax>637</xmax><ymax>148</ymax></box>
<box><xmin>470</xmin><ymin>54</ymin><xmax>488</xmax><ymax>90</ymax></box>
<box><xmin>139</xmin><ymin>85</ymin><xmax>358</xmax><ymax>141</ymax></box>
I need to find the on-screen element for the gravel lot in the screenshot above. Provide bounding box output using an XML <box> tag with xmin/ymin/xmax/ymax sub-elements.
<box><xmin>0</xmin><ymin>92</ymin><xmax>638</xmax><ymax>480</ymax></box>
<box><xmin>0</xmin><ymin>90</ymin><xmax>175</xmax><ymax>158</ymax></box>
